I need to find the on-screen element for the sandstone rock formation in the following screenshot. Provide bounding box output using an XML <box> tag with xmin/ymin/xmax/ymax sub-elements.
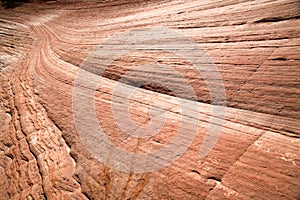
<box><xmin>0</xmin><ymin>0</ymin><xmax>299</xmax><ymax>199</ymax></box>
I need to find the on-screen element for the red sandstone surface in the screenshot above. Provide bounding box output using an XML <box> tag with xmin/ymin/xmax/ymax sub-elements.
<box><xmin>0</xmin><ymin>0</ymin><xmax>299</xmax><ymax>199</ymax></box>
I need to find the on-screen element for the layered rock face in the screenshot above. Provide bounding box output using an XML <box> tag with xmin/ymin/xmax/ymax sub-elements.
<box><xmin>0</xmin><ymin>0</ymin><xmax>299</xmax><ymax>199</ymax></box>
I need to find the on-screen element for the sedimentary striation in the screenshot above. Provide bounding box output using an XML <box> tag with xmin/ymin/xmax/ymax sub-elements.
<box><xmin>0</xmin><ymin>0</ymin><xmax>299</xmax><ymax>199</ymax></box>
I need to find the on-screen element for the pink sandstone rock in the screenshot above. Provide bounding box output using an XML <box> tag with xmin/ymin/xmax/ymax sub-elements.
<box><xmin>0</xmin><ymin>0</ymin><xmax>299</xmax><ymax>199</ymax></box>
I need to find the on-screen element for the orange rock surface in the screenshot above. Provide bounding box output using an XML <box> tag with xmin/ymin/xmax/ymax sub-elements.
<box><xmin>0</xmin><ymin>0</ymin><xmax>299</xmax><ymax>199</ymax></box>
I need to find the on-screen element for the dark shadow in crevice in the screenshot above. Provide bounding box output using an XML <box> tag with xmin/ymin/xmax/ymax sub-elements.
<box><xmin>1</xmin><ymin>0</ymin><xmax>30</xmax><ymax>9</ymax></box>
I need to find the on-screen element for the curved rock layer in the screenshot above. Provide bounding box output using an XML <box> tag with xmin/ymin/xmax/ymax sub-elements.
<box><xmin>0</xmin><ymin>0</ymin><xmax>299</xmax><ymax>199</ymax></box>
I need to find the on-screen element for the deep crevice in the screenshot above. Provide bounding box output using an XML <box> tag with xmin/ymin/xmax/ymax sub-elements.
<box><xmin>254</xmin><ymin>15</ymin><xmax>300</xmax><ymax>23</ymax></box>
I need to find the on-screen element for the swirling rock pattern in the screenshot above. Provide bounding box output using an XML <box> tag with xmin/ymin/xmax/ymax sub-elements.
<box><xmin>0</xmin><ymin>0</ymin><xmax>299</xmax><ymax>199</ymax></box>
